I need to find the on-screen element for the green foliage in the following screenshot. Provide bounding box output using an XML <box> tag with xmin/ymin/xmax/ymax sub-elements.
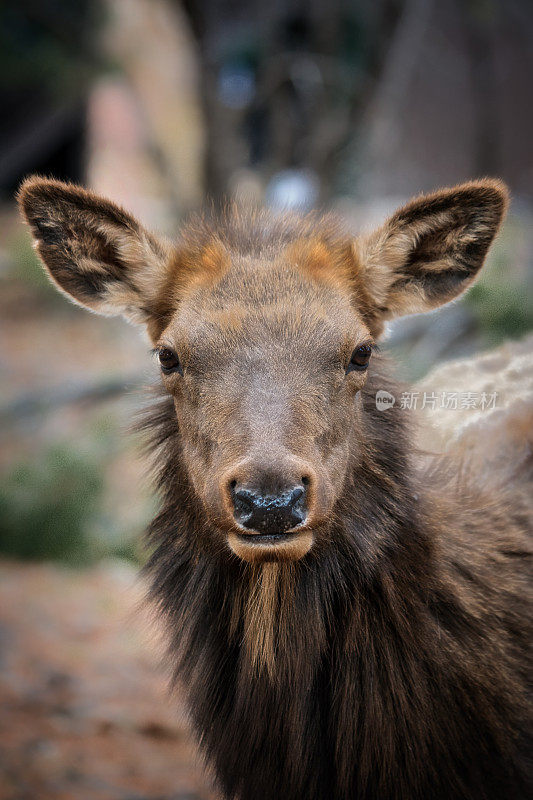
<box><xmin>466</xmin><ymin>221</ymin><xmax>533</xmax><ymax>346</ymax></box>
<box><xmin>5</xmin><ymin>229</ymin><xmax>77</xmax><ymax>311</ymax></box>
<box><xmin>0</xmin><ymin>445</ymin><xmax>103</xmax><ymax>564</ymax></box>
<box><xmin>468</xmin><ymin>280</ymin><xmax>533</xmax><ymax>345</ymax></box>
<box><xmin>7</xmin><ymin>230</ymin><xmax>51</xmax><ymax>289</ymax></box>
<box><xmin>0</xmin><ymin>1</ymin><xmax>107</xmax><ymax>97</ymax></box>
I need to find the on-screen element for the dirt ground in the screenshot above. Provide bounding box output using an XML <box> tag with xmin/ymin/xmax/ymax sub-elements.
<box><xmin>0</xmin><ymin>560</ymin><xmax>217</xmax><ymax>800</ymax></box>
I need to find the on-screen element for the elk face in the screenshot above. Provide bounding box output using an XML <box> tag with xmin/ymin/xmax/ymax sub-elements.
<box><xmin>19</xmin><ymin>178</ymin><xmax>508</xmax><ymax>562</ymax></box>
<box><xmin>154</xmin><ymin>249</ymin><xmax>375</xmax><ymax>562</ymax></box>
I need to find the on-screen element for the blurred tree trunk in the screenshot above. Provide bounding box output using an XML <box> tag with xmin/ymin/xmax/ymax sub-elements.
<box><xmin>178</xmin><ymin>0</ymin><xmax>402</xmax><ymax>203</ymax></box>
<box><xmin>463</xmin><ymin>0</ymin><xmax>501</xmax><ymax>177</ymax></box>
<box><xmin>355</xmin><ymin>0</ymin><xmax>435</xmax><ymax>196</ymax></box>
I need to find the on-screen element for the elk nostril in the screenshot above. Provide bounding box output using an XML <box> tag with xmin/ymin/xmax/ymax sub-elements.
<box><xmin>230</xmin><ymin>481</ymin><xmax>308</xmax><ymax>535</ymax></box>
<box><xmin>232</xmin><ymin>489</ymin><xmax>255</xmax><ymax>512</ymax></box>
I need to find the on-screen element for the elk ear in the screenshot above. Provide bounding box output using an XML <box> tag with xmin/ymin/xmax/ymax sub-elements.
<box><xmin>17</xmin><ymin>176</ymin><xmax>172</xmax><ymax>324</ymax></box>
<box><xmin>355</xmin><ymin>180</ymin><xmax>509</xmax><ymax>323</ymax></box>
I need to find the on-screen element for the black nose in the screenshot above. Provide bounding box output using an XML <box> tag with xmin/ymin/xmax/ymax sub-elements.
<box><xmin>231</xmin><ymin>484</ymin><xmax>307</xmax><ymax>535</ymax></box>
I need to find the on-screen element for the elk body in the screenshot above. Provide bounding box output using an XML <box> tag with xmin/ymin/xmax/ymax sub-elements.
<box><xmin>19</xmin><ymin>177</ymin><xmax>532</xmax><ymax>800</ymax></box>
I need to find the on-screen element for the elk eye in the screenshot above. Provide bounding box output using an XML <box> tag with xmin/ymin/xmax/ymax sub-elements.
<box><xmin>158</xmin><ymin>347</ymin><xmax>182</xmax><ymax>375</ymax></box>
<box><xmin>347</xmin><ymin>344</ymin><xmax>372</xmax><ymax>373</ymax></box>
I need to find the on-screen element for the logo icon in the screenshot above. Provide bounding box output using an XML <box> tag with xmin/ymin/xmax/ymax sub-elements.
<box><xmin>375</xmin><ymin>390</ymin><xmax>396</xmax><ymax>411</ymax></box>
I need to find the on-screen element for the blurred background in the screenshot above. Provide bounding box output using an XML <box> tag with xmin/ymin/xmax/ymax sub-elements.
<box><xmin>0</xmin><ymin>1</ymin><xmax>532</xmax><ymax>798</ymax></box>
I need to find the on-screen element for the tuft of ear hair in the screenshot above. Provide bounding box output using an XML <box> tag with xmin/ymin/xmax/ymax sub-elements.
<box><xmin>355</xmin><ymin>179</ymin><xmax>509</xmax><ymax>326</ymax></box>
<box><xmin>17</xmin><ymin>176</ymin><xmax>171</xmax><ymax>325</ymax></box>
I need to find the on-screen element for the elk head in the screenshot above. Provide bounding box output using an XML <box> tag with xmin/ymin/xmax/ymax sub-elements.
<box><xmin>19</xmin><ymin>177</ymin><xmax>507</xmax><ymax>563</ymax></box>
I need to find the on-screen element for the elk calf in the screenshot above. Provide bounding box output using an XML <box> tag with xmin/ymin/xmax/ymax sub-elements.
<box><xmin>19</xmin><ymin>177</ymin><xmax>532</xmax><ymax>800</ymax></box>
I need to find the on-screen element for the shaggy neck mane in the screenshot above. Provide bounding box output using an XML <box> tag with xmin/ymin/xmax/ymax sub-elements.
<box><xmin>141</xmin><ymin>360</ymin><xmax>424</xmax><ymax>669</ymax></box>
<box><xmin>139</xmin><ymin>360</ymin><xmax>527</xmax><ymax>800</ymax></box>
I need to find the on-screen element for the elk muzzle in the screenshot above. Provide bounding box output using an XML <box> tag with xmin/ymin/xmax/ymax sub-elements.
<box><xmin>224</xmin><ymin>464</ymin><xmax>316</xmax><ymax>562</ymax></box>
<box><xmin>231</xmin><ymin>483</ymin><xmax>308</xmax><ymax>536</ymax></box>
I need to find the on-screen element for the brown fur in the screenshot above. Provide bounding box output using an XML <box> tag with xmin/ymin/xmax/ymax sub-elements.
<box><xmin>18</xmin><ymin>176</ymin><xmax>531</xmax><ymax>799</ymax></box>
